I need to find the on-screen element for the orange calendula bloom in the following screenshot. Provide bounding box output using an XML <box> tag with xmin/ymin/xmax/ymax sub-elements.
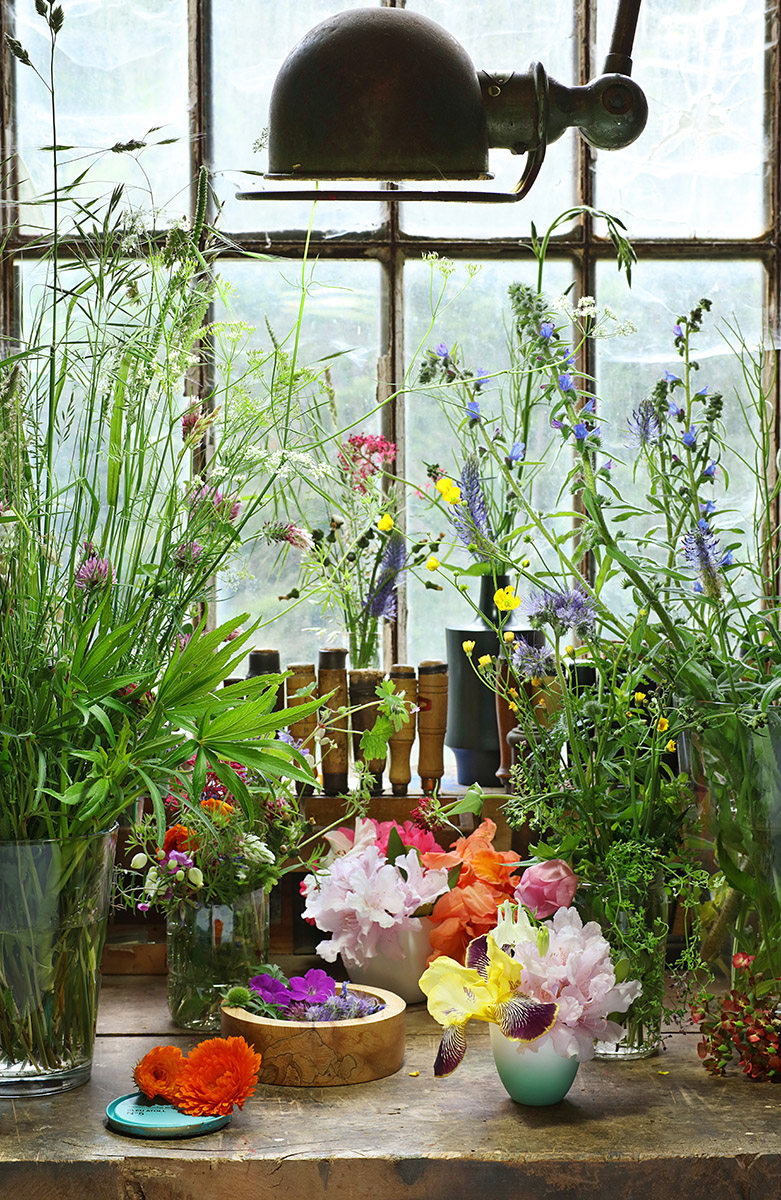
<box><xmin>201</xmin><ymin>795</ymin><xmax>235</xmax><ymax>820</ymax></box>
<box><xmin>174</xmin><ymin>1036</ymin><xmax>262</xmax><ymax>1117</ymax></box>
<box><xmin>134</xmin><ymin>1044</ymin><xmax>186</xmax><ymax>1103</ymax></box>
<box><xmin>162</xmin><ymin>824</ymin><xmax>199</xmax><ymax>855</ymax></box>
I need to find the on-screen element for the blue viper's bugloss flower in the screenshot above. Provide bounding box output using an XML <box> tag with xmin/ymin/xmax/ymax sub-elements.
<box><xmin>627</xmin><ymin>398</ymin><xmax>661</xmax><ymax>447</ymax></box>
<box><xmin>673</xmin><ymin>323</ymin><xmax>683</xmax><ymax>337</ymax></box>
<box><xmin>507</xmin><ymin>441</ymin><xmax>525</xmax><ymax>465</ymax></box>
<box><xmin>365</xmin><ymin>528</ymin><xmax>406</xmax><ymax>618</ymax></box>
<box><xmin>466</xmin><ymin>399</ymin><xmax>480</xmax><ymax>421</ymax></box>
<box><xmin>664</xmin><ymin>370</ymin><xmax>680</xmax><ymax>383</ymax></box>
<box><xmin>696</xmin><ymin>385</ymin><xmax>709</xmax><ymax>396</ymax></box>
<box><xmin>682</xmin><ymin>426</ymin><xmax>697</xmax><ymax>447</ymax></box>
<box><xmin>435</xmin><ymin>343</ymin><xmax>449</xmax><ymax>358</ymax></box>
<box><xmin>574</xmin><ymin>422</ymin><xmax>600</xmax><ymax>441</ymax></box>
<box><xmin>700</xmin><ymin>499</ymin><xmax>716</xmax><ymax>517</ymax></box>
<box><xmin>551</xmin><ymin>415</ymin><xmax>564</xmax><ymax>430</ymax></box>
<box><xmin>540</xmin><ymin>320</ymin><xmax>554</xmax><ymax>340</ymax></box>
<box><xmin>703</xmin><ymin>460</ymin><xmax>717</xmax><ymax>478</ymax></box>
<box><xmin>527</xmin><ymin>585</ymin><xmax>597</xmax><ymax>637</ymax></box>
<box><xmin>682</xmin><ymin>519</ymin><xmax>730</xmax><ymax>599</ymax></box>
<box><xmin>473</xmin><ymin>367</ymin><xmax>489</xmax><ymax>391</ymax></box>
<box><xmin>668</xmin><ymin>400</ymin><xmax>684</xmax><ymax>419</ymax></box>
<box><xmin>558</xmin><ymin>372</ymin><xmax>575</xmax><ymax>392</ymax></box>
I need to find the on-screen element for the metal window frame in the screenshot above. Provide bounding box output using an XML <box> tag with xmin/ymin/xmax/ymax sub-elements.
<box><xmin>1</xmin><ymin>0</ymin><xmax>779</xmax><ymax>661</ymax></box>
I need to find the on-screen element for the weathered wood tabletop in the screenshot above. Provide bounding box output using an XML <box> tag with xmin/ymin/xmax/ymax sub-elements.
<box><xmin>1</xmin><ymin>970</ymin><xmax>780</xmax><ymax>1200</ymax></box>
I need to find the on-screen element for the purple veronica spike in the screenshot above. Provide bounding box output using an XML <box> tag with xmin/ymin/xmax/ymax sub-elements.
<box><xmin>366</xmin><ymin>528</ymin><xmax>406</xmax><ymax>619</ymax></box>
<box><xmin>452</xmin><ymin>453</ymin><xmax>494</xmax><ymax>562</ymax></box>
<box><xmin>627</xmin><ymin>398</ymin><xmax>660</xmax><ymax>447</ymax></box>
<box><xmin>434</xmin><ymin>1024</ymin><xmax>468</xmax><ymax>1077</ymax></box>
<box><xmin>465</xmin><ymin>935</ymin><xmax>490</xmax><ymax>979</ymax></box>
<box><xmin>682</xmin><ymin>521</ymin><xmax>727</xmax><ymax>599</ymax></box>
<box><xmin>497</xmin><ymin>996</ymin><xmax>559</xmax><ymax>1042</ymax></box>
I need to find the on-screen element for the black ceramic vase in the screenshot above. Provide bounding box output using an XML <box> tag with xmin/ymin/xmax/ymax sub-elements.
<box><xmin>445</xmin><ymin>574</ymin><xmax>543</xmax><ymax>787</ymax></box>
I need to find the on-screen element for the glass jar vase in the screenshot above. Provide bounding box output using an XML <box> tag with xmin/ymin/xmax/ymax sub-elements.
<box><xmin>0</xmin><ymin>827</ymin><xmax>117</xmax><ymax>1096</ymax></box>
<box><xmin>167</xmin><ymin>889</ymin><xmax>269</xmax><ymax>1032</ymax></box>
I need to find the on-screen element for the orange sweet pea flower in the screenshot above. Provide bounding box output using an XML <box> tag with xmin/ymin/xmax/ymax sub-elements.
<box><xmin>422</xmin><ymin>820</ymin><xmax>523</xmax><ymax>965</ymax></box>
<box><xmin>133</xmin><ymin>1044</ymin><xmax>186</xmax><ymax>1103</ymax></box>
<box><xmin>174</xmin><ymin>1036</ymin><xmax>262</xmax><ymax>1117</ymax></box>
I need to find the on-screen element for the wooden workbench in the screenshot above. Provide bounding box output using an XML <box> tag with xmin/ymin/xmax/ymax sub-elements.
<box><xmin>1</xmin><ymin>969</ymin><xmax>780</xmax><ymax>1200</ymax></box>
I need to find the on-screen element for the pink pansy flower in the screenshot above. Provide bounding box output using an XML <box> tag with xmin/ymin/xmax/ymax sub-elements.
<box><xmin>514</xmin><ymin>859</ymin><xmax>578</xmax><ymax>918</ymax></box>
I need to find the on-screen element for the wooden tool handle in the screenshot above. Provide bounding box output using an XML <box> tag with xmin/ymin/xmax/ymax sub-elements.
<box><xmin>319</xmin><ymin>647</ymin><xmax>349</xmax><ymax>796</ymax></box>
<box><xmin>388</xmin><ymin>664</ymin><xmax>417</xmax><ymax>797</ymax></box>
<box><xmin>417</xmin><ymin>660</ymin><xmax>447</xmax><ymax>795</ymax></box>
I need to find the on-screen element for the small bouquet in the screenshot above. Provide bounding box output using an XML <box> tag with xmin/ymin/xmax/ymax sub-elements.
<box><xmin>133</xmin><ymin>1036</ymin><xmax>261</xmax><ymax>1117</ymax></box>
<box><xmin>300</xmin><ymin>818</ymin><xmax>452</xmax><ymax>969</ymax></box>
<box><xmin>420</xmin><ymin>900</ymin><xmax>641</xmax><ymax>1075</ymax></box>
<box><xmin>694</xmin><ymin>954</ymin><xmax>781</xmax><ymax>1082</ymax></box>
<box><xmin>224</xmin><ymin>967</ymin><xmax>384</xmax><ymax>1023</ymax></box>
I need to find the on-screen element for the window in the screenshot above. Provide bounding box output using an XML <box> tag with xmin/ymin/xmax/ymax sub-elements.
<box><xmin>2</xmin><ymin>0</ymin><xmax>779</xmax><ymax>670</ymax></box>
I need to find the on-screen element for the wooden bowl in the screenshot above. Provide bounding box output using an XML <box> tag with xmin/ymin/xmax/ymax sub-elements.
<box><xmin>220</xmin><ymin>984</ymin><xmax>406</xmax><ymax>1087</ymax></box>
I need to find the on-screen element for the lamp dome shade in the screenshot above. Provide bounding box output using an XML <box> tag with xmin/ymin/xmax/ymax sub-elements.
<box><xmin>266</xmin><ymin>7</ymin><xmax>491</xmax><ymax>181</ymax></box>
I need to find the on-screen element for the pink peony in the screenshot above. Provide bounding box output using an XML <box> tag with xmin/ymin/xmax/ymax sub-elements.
<box><xmin>514</xmin><ymin>859</ymin><xmax>577</xmax><ymax>917</ymax></box>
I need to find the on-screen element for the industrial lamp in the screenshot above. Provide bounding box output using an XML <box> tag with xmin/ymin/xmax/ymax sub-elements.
<box><xmin>237</xmin><ymin>0</ymin><xmax>646</xmax><ymax>205</ymax></box>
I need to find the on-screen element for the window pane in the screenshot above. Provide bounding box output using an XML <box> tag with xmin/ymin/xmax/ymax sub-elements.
<box><xmin>211</xmin><ymin>1</ymin><xmax>382</xmax><ymax>236</ymax></box>
<box><xmin>404</xmin><ymin>256</ymin><xmax>574</xmax><ymax>670</ymax></box>
<box><xmin>596</xmin><ymin>258</ymin><xmax>766</xmax><ymax>616</ymax></box>
<box><xmin>596</xmin><ymin>0</ymin><xmax>767</xmax><ymax>237</ymax></box>
<box><xmin>15</xmin><ymin>0</ymin><xmax>190</xmax><ymax>232</ymax></box>
<box><xmin>215</xmin><ymin>260</ymin><xmax>382</xmax><ymax>669</ymax></box>
<box><xmin>401</xmin><ymin>0</ymin><xmax>576</xmax><ymax>237</ymax></box>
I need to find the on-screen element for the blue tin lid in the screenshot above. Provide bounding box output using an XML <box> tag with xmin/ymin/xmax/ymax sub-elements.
<box><xmin>106</xmin><ymin>1092</ymin><xmax>232</xmax><ymax>1139</ymax></box>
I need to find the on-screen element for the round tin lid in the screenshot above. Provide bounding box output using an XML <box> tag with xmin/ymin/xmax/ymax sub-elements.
<box><xmin>106</xmin><ymin>1092</ymin><xmax>232</xmax><ymax>1139</ymax></box>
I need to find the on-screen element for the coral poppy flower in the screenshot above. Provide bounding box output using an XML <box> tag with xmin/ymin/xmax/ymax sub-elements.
<box><xmin>133</xmin><ymin>1044</ymin><xmax>186</xmax><ymax>1102</ymax></box>
<box><xmin>174</xmin><ymin>1036</ymin><xmax>262</xmax><ymax>1117</ymax></box>
<box><xmin>162</xmin><ymin>824</ymin><xmax>199</xmax><ymax>855</ymax></box>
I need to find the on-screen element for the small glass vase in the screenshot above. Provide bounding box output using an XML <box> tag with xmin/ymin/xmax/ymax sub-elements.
<box><xmin>489</xmin><ymin>1028</ymin><xmax>580</xmax><ymax>1105</ymax></box>
<box><xmin>344</xmin><ymin>918</ymin><xmax>432</xmax><ymax>1004</ymax></box>
<box><xmin>0</xmin><ymin>827</ymin><xmax>117</xmax><ymax>1097</ymax></box>
<box><xmin>167</xmin><ymin>889</ymin><xmax>269</xmax><ymax>1032</ymax></box>
<box><xmin>576</xmin><ymin>876</ymin><xmax>669</xmax><ymax>1060</ymax></box>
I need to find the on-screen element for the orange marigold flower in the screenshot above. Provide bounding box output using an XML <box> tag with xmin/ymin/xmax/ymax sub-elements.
<box><xmin>201</xmin><ymin>795</ymin><xmax>235</xmax><ymax>819</ymax></box>
<box><xmin>162</xmin><ymin>824</ymin><xmax>199</xmax><ymax>856</ymax></box>
<box><xmin>133</xmin><ymin>1044</ymin><xmax>186</xmax><ymax>1103</ymax></box>
<box><xmin>174</xmin><ymin>1036</ymin><xmax>262</xmax><ymax>1117</ymax></box>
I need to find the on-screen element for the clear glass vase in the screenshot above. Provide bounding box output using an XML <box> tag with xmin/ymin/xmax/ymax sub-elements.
<box><xmin>576</xmin><ymin>876</ymin><xmax>669</xmax><ymax>1060</ymax></box>
<box><xmin>0</xmin><ymin>827</ymin><xmax>117</xmax><ymax>1096</ymax></box>
<box><xmin>166</xmin><ymin>889</ymin><xmax>269</xmax><ymax>1032</ymax></box>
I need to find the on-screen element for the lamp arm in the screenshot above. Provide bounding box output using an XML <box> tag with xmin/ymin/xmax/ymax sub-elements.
<box><xmin>604</xmin><ymin>0</ymin><xmax>643</xmax><ymax>75</ymax></box>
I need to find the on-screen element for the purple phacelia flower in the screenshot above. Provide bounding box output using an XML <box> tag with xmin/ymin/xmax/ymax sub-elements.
<box><xmin>511</xmin><ymin>638</ymin><xmax>554</xmax><ymax>681</ymax></box>
<box><xmin>527</xmin><ymin>586</ymin><xmax>597</xmax><ymax>637</ymax></box>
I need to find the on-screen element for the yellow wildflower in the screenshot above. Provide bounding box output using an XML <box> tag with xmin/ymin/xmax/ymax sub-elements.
<box><xmin>509</xmin><ymin>687</ymin><xmax>519</xmax><ymax>698</ymax></box>
<box><xmin>377</xmin><ymin>513</ymin><xmax>394</xmax><ymax>532</ymax></box>
<box><xmin>425</xmin><ymin>555</ymin><xmax>440</xmax><ymax>571</ymax></box>
<box><xmin>508</xmin><ymin>701</ymin><xmax>518</xmax><ymax>713</ymax></box>
<box><xmin>657</xmin><ymin>716</ymin><xmax>670</xmax><ymax>733</ymax></box>
<box><xmin>531</xmin><ymin>676</ymin><xmax>543</xmax><ymax>687</ymax></box>
<box><xmin>665</xmin><ymin>739</ymin><xmax>677</xmax><ymax>753</ymax></box>
<box><xmin>436</xmin><ymin>476</ymin><xmax>462</xmax><ymax>504</ymax></box>
<box><xmin>478</xmin><ymin>654</ymin><xmax>492</xmax><ymax>668</ymax></box>
<box><xmin>462</xmin><ymin>640</ymin><xmax>475</xmax><ymax>654</ymax></box>
<box><xmin>503</xmin><ymin>630</ymin><xmax>515</xmax><ymax>643</ymax></box>
<box><xmin>494</xmin><ymin>585</ymin><xmax>521</xmax><ymax>612</ymax></box>
<box><xmin>634</xmin><ymin>692</ymin><xmax>647</xmax><ymax>705</ymax></box>
<box><xmin>564</xmin><ymin>645</ymin><xmax>575</xmax><ymax>657</ymax></box>
<box><xmin>521</xmin><ymin>557</ymin><xmax>530</xmax><ymax>568</ymax></box>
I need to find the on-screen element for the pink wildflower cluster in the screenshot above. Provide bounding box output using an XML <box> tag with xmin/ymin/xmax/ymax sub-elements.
<box><xmin>262</xmin><ymin>520</ymin><xmax>314</xmax><ymax>551</ymax></box>
<box><xmin>75</xmin><ymin>553</ymin><xmax>115</xmax><ymax>591</ymax></box>
<box><xmin>327</xmin><ymin>818</ymin><xmax>439</xmax><ymax>859</ymax></box>
<box><xmin>492</xmin><ymin>903</ymin><xmax>641</xmax><ymax>1061</ymax></box>
<box><xmin>337</xmin><ymin>433</ymin><xmax>396</xmax><ymax>493</ymax></box>
<box><xmin>172</xmin><ymin>540</ymin><xmax>203</xmax><ymax>573</ymax></box>
<box><xmin>187</xmin><ymin>484</ymin><xmax>241</xmax><ymax>525</ymax></box>
<box><xmin>301</xmin><ymin>818</ymin><xmax>450</xmax><ymax>969</ymax></box>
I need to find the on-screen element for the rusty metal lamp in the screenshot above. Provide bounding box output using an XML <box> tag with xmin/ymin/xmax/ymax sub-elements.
<box><xmin>238</xmin><ymin>0</ymin><xmax>646</xmax><ymax>205</ymax></box>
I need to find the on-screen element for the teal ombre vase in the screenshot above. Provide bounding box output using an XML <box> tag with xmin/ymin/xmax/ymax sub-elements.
<box><xmin>489</xmin><ymin>1028</ymin><xmax>579</xmax><ymax>1105</ymax></box>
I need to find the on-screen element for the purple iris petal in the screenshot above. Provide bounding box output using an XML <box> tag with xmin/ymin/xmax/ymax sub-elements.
<box><xmin>434</xmin><ymin>1024</ymin><xmax>468</xmax><ymax>1077</ymax></box>
<box><xmin>497</xmin><ymin>996</ymin><xmax>559</xmax><ymax>1042</ymax></box>
<box><xmin>286</xmin><ymin>969</ymin><xmax>336</xmax><ymax>1004</ymax></box>
<box><xmin>250</xmin><ymin>975</ymin><xmax>292</xmax><ymax>1007</ymax></box>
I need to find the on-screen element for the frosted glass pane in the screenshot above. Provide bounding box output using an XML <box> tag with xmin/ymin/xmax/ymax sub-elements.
<box><xmin>402</xmin><ymin>0</ymin><xmax>576</xmax><ymax>237</ymax></box>
<box><xmin>15</xmin><ymin>0</ymin><xmax>189</xmax><ymax>232</ymax></box>
<box><xmin>596</xmin><ymin>0</ymin><xmax>767</xmax><ymax>237</ymax></box>
<box><xmin>214</xmin><ymin>260</ymin><xmax>382</xmax><ymax>668</ymax></box>
<box><xmin>404</xmin><ymin>257</ymin><xmax>574</xmax><ymax>670</ymax></box>
<box><xmin>596</xmin><ymin>259</ymin><xmax>766</xmax><ymax>615</ymax></box>
<box><xmin>211</xmin><ymin>1</ymin><xmax>382</xmax><ymax>235</ymax></box>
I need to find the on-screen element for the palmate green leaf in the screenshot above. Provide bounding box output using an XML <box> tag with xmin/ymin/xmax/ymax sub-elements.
<box><xmin>360</xmin><ymin>713</ymin><xmax>393</xmax><ymax>761</ymax></box>
<box><xmin>200</xmin><ymin>740</ymin><xmax>315</xmax><ymax>786</ymax></box>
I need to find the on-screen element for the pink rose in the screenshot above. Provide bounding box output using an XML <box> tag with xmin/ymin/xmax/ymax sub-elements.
<box><xmin>514</xmin><ymin>859</ymin><xmax>577</xmax><ymax>918</ymax></box>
